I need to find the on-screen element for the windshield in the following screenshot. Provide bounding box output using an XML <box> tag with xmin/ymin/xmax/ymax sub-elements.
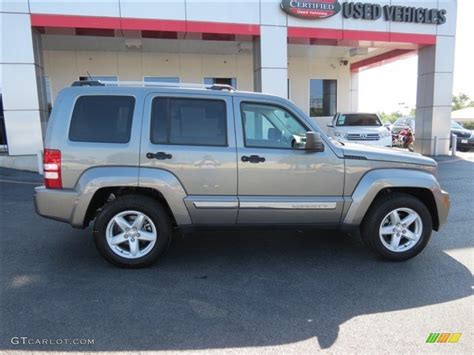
<box><xmin>394</xmin><ymin>118</ymin><xmax>408</xmax><ymax>126</ymax></box>
<box><xmin>394</xmin><ymin>117</ymin><xmax>415</xmax><ymax>126</ymax></box>
<box><xmin>336</xmin><ymin>114</ymin><xmax>382</xmax><ymax>127</ymax></box>
<box><xmin>451</xmin><ymin>121</ymin><xmax>463</xmax><ymax>129</ymax></box>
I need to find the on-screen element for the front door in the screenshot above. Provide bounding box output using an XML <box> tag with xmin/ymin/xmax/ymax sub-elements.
<box><xmin>140</xmin><ymin>92</ymin><xmax>238</xmax><ymax>224</ymax></box>
<box><xmin>234</xmin><ymin>97</ymin><xmax>344</xmax><ymax>225</ymax></box>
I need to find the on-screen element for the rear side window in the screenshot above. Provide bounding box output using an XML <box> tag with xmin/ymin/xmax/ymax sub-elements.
<box><xmin>150</xmin><ymin>98</ymin><xmax>227</xmax><ymax>146</ymax></box>
<box><xmin>69</xmin><ymin>95</ymin><xmax>135</xmax><ymax>143</ymax></box>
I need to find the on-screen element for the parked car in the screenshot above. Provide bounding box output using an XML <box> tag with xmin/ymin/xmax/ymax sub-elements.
<box><xmin>389</xmin><ymin>116</ymin><xmax>415</xmax><ymax>135</ymax></box>
<box><xmin>393</xmin><ymin>126</ymin><xmax>414</xmax><ymax>152</ymax></box>
<box><xmin>451</xmin><ymin>120</ymin><xmax>474</xmax><ymax>151</ymax></box>
<box><xmin>34</xmin><ymin>81</ymin><xmax>450</xmax><ymax>268</ymax></box>
<box><xmin>327</xmin><ymin>113</ymin><xmax>392</xmax><ymax>147</ymax></box>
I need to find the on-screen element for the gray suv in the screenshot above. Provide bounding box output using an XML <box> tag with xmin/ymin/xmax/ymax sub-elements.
<box><xmin>34</xmin><ymin>82</ymin><xmax>450</xmax><ymax>268</ymax></box>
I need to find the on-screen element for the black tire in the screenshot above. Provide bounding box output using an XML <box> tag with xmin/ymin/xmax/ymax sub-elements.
<box><xmin>93</xmin><ymin>195</ymin><xmax>172</xmax><ymax>268</ymax></box>
<box><xmin>360</xmin><ymin>192</ymin><xmax>432</xmax><ymax>261</ymax></box>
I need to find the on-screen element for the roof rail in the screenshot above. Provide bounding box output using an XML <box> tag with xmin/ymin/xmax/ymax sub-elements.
<box><xmin>71</xmin><ymin>80</ymin><xmax>105</xmax><ymax>87</ymax></box>
<box><xmin>208</xmin><ymin>84</ymin><xmax>235</xmax><ymax>91</ymax></box>
<box><xmin>70</xmin><ymin>80</ymin><xmax>236</xmax><ymax>91</ymax></box>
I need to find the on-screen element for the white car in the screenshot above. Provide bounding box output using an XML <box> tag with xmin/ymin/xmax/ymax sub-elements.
<box><xmin>328</xmin><ymin>113</ymin><xmax>392</xmax><ymax>147</ymax></box>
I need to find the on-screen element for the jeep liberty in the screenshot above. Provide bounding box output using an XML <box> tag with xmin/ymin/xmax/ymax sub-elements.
<box><xmin>34</xmin><ymin>81</ymin><xmax>450</xmax><ymax>268</ymax></box>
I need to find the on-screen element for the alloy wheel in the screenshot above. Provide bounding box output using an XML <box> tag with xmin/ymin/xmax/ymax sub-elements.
<box><xmin>379</xmin><ymin>208</ymin><xmax>423</xmax><ymax>253</ymax></box>
<box><xmin>105</xmin><ymin>210</ymin><xmax>157</xmax><ymax>259</ymax></box>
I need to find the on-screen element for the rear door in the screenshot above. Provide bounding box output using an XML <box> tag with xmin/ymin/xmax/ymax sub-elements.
<box><xmin>140</xmin><ymin>92</ymin><xmax>238</xmax><ymax>224</ymax></box>
<box><xmin>234</xmin><ymin>96</ymin><xmax>345</xmax><ymax>225</ymax></box>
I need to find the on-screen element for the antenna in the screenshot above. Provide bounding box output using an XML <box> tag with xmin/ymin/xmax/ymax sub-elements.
<box><xmin>86</xmin><ymin>71</ymin><xmax>94</xmax><ymax>80</ymax></box>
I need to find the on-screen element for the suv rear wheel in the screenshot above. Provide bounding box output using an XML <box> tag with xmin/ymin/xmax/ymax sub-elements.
<box><xmin>361</xmin><ymin>192</ymin><xmax>432</xmax><ymax>261</ymax></box>
<box><xmin>93</xmin><ymin>195</ymin><xmax>172</xmax><ymax>268</ymax></box>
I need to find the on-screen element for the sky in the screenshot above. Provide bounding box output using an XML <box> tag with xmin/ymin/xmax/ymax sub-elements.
<box><xmin>359</xmin><ymin>0</ymin><xmax>473</xmax><ymax>114</ymax></box>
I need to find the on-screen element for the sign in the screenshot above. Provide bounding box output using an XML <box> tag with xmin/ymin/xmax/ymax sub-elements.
<box><xmin>342</xmin><ymin>2</ymin><xmax>446</xmax><ymax>25</ymax></box>
<box><xmin>280</xmin><ymin>0</ymin><xmax>341</xmax><ymax>19</ymax></box>
<box><xmin>281</xmin><ymin>1</ymin><xmax>447</xmax><ymax>25</ymax></box>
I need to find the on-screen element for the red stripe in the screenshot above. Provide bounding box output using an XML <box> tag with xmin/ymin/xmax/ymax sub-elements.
<box><xmin>288</xmin><ymin>27</ymin><xmax>343</xmax><ymax>40</ymax></box>
<box><xmin>186</xmin><ymin>20</ymin><xmax>259</xmax><ymax>36</ymax></box>
<box><xmin>350</xmin><ymin>49</ymin><xmax>415</xmax><ymax>72</ymax></box>
<box><xmin>121</xmin><ymin>18</ymin><xmax>186</xmax><ymax>32</ymax></box>
<box><xmin>31</xmin><ymin>14</ymin><xmax>120</xmax><ymax>29</ymax></box>
<box><xmin>288</xmin><ymin>26</ymin><xmax>436</xmax><ymax>45</ymax></box>
<box><xmin>390</xmin><ymin>32</ymin><xmax>436</xmax><ymax>45</ymax></box>
<box><xmin>30</xmin><ymin>14</ymin><xmax>435</xmax><ymax>45</ymax></box>
<box><xmin>342</xmin><ymin>29</ymin><xmax>390</xmax><ymax>42</ymax></box>
<box><xmin>31</xmin><ymin>14</ymin><xmax>259</xmax><ymax>36</ymax></box>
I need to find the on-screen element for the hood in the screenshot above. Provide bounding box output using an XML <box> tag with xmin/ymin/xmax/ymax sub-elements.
<box><xmin>342</xmin><ymin>143</ymin><xmax>437</xmax><ymax>167</ymax></box>
<box><xmin>452</xmin><ymin>128</ymin><xmax>473</xmax><ymax>138</ymax></box>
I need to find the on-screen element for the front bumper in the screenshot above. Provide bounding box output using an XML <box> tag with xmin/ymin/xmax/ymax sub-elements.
<box><xmin>456</xmin><ymin>136</ymin><xmax>474</xmax><ymax>150</ymax></box>
<box><xmin>340</xmin><ymin>136</ymin><xmax>392</xmax><ymax>147</ymax></box>
<box><xmin>34</xmin><ymin>186</ymin><xmax>79</xmax><ymax>225</ymax></box>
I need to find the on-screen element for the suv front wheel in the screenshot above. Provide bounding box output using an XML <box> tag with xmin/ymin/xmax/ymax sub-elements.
<box><xmin>93</xmin><ymin>195</ymin><xmax>172</xmax><ymax>268</ymax></box>
<box><xmin>361</xmin><ymin>192</ymin><xmax>433</xmax><ymax>261</ymax></box>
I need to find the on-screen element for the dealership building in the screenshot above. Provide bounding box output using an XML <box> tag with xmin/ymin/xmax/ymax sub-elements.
<box><xmin>1</xmin><ymin>0</ymin><xmax>457</xmax><ymax>156</ymax></box>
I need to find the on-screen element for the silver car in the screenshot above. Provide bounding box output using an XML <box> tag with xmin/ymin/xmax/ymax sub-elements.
<box><xmin>34</xmin><ymin>81</ymin><xmax>450</xmax><ymax>268</ymax></box>
<box><xmin>327</xmin><ymin>113</ymin><xmax>392</xmax><ymax>147</ymax></box>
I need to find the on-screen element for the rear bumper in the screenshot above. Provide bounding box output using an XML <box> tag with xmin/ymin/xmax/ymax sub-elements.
<box><xmin>34</xmin><ymin>186</ymin><xmax>79</xmax><ymax>225</ymax></box>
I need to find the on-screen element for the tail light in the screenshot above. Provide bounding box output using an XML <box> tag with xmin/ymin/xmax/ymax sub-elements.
<box><xmin>43</xmin><ymin>149</ymin><xmax>62</xmax><ymax>189</ymax></box>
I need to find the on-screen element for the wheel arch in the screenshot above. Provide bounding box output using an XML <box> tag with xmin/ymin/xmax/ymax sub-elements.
<box><xmin>71</xmin><ymin>166</ymin><xmax>191</xmax><ymax>228</ymax></box>
<box><xmin>84</xmin><ymin>186</ymin><xmax>179</xmax><ymax>228</ymax></box>
<box><xmin>343</xmin><ymin>169</ymin><xmax>441</xmax><ymax>230</ymax></box>
<box><xmin>365</xmin><ymin>187</ymin><xmax>439</xmax><ymax>231</ymax></box>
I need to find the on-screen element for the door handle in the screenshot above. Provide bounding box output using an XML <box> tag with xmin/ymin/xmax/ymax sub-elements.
<box><xmin>146</xmin><ymin>152</ymin><xmax>173</xmax><ymax>160</ymax></box>
<box><xmin>241</xmin><ymin>155</ymin><xmax>265</xmax><ymax>163</ymax></box>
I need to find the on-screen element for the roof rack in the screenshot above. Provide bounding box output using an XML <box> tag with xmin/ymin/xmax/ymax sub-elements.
<box><xmin>71</xmin><ymin>80</ymin><xmax>105</xmax><ymax>87</ymax></box>
<box><xmin>70</xmin><ymin>80</ymin><xmax>235</xmax><ymax>91</ymax></box>
<box><xmin>208</xmin><ymin>84</ymin><xmax>235</xmax><ymax>91</ymax></box>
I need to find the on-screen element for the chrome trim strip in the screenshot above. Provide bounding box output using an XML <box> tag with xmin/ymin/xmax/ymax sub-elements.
<box><xmin>193</xmin><ymin>201</ymin><xmax>238</xmax><ymax>209</ymax></box>
<box><xmin>239</xmin><ymin>202</ymin><xmax>337</xmax><ymax>210</ymax></box>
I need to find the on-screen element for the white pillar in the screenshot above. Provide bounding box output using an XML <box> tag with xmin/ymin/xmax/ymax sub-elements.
<box><xmin>350</xmin><ymin>72</ymin><xmax>359</xmax><ymax>112</ymax></box>
<box><xmin>0</xmin><ymin>9</ymin><xmax>47</xmax><ymax>155</ymax></box>
<box><xmin>253</xmin><ymin>25</ymin><xmax>288</xmax><ymax>98</ymax></box>
<box><xmin>414</xmin><ymin>2</ymin><xmax>457</xmax><ymax>156</ymax></box>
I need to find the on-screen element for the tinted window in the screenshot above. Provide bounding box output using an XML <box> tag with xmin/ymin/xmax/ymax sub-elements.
<box><xmin>69</xmin><ymin>95</ymin><xmax>135</xmax><ymax>143</ymax></box>
<box><xmin>336</xmin><ymin>114</ymin><xmax>381</xmax><ymax>127</ymax></box>
<box><xmin>310</xmin><ymin>79</ymin><xmax>337</xmax><ymax>117</ymax></box>
<box><xmin>394</xmin><ymin>117</ymin><xmax>407</xmax><ymax>126</ymax></box>
<box><xmin>451</xmin><ymin>121</ymin><xmax>463</xmax><ymax>129</ymax></box>
<box><xmin>151</xmin><ymin>98</ymin><xmax>227</xmax><ymax>146</ymax></box>
<box><xmin>241</xmin><ymin>102</ymin><xmax>307</xmax><ymax>149</ymax></box>
<box><xmin>394</xmin><ymin>117</ymin><xmax>415</xmax><ymax>127</ymax></box>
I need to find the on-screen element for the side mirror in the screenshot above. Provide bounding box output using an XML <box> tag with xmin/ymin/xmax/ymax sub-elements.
<box><xmin>305</xmin><ymin>132</ymin><xmax>325</xmax><ymax>152</ymax></box>
<box><xmin>327</xmin><ymin>123</ymin><xmax>334</xmax><ymax>128</ymax></box>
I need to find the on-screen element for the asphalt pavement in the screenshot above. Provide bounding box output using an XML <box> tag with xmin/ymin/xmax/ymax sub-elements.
<box><xmin>0</xmin><ymin>154</ymin><xmax>472</xmax><ymax>354</ymax></box>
